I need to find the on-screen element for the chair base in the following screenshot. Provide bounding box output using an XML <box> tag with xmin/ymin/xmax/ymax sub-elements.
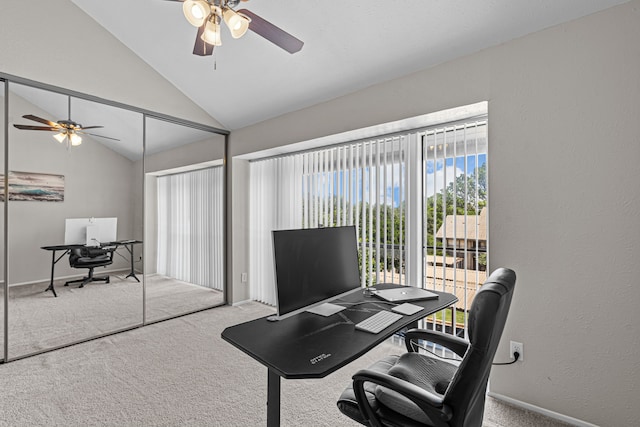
<box><xmin>64</xmin><ymin>268</ymin><xmax>110</xmax><ymax>288</ymax></box>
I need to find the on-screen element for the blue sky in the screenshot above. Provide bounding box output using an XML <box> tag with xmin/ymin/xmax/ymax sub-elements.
<box><xmin>326</xmin><ymin>153</ymin><xmax>486</xmax><ymax>207</ymax></box>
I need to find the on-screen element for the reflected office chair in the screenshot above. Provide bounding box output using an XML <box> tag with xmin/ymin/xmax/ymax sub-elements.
<box><xmin>337</xmin><ymin>267</ymin><xmax>516</xmax><ymax>427</ymax></box>
<box><xmin>64</xmin><ymin>246</ymin><xmax>115</xmax><ymax>288</ymax></box>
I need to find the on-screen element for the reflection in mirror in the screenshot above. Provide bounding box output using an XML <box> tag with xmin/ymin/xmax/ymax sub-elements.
<box><xmin>144</xmin><ymin>117</ymin><xmax>225</xmax><ymax>322</ymax></box>
<box><xmin>7</xmin><ymin>82</ymin><xmax>144</xmax><ymax>358</ymax></box>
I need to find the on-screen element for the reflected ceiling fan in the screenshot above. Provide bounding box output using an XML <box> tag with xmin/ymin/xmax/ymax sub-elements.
<box><xmin>12</xmin><ymin>97</ymin><xmax>119</xmax><ymax>147</ymax></box>
<box><xmin>167</xmin><ymin>0</ymin><xmax>304</xmax><ymax>56</ymax></box>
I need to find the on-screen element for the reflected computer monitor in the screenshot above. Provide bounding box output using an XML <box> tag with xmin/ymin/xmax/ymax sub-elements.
<box><xmin>270</xmin><ymin>226</ymin><xmax>361</xmax><ymax>320</ymax></box>
<box><xmin>64</xmin><ymin>217</ymin><xmax>118</xmax><ymax>246</ymax></box>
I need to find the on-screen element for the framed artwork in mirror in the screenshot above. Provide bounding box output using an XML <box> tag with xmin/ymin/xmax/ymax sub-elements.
<box><xmin>0</xmin><ymin>171</ymin><xmax>65</xmax><ymax>202</ymax></box>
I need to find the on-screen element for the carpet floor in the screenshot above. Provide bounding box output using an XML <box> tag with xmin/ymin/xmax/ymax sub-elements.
<box><xmin>6</xmin><ymin>272</ymin><xmax>223</xmax><ymax>358</ymax></box>
<box><xmin>0</xmin><ymin>301</ymin><xmax>570</xmax><ymax>427</ymax></box>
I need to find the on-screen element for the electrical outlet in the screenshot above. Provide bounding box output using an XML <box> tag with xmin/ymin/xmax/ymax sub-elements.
<box><xmin>510</xmin><ymin>341</ymin><xmax>524</xmax><ymax>361</ymax></box>
<box><xmin>241</xmin><ymin>272</ymin><xmax>248</xmax><ymax>283</ymax></box>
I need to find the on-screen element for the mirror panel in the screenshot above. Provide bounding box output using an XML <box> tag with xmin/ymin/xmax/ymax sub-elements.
<box><xmin>144</xmin><ymin>117</ymin><xmax>225</xmax><ymax>322</ymax></box>
<box><xmin>1</xmin><ymin>79</ymin><xmax>5</xmax><ymax>362</ymax></box>
<box><xmin>6</xmin><ymin>82</ymin><xmax>144</xmax><ymax>358</ymax></box>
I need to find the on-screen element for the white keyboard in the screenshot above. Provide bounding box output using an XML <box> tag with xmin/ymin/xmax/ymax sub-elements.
<box><xmin>355</xmin><ymin>310</ymin><xmax>403</xmax><ymax>334</ymax></box>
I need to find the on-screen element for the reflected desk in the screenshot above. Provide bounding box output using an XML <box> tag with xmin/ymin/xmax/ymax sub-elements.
<box><xmin>40</xmin><ymin>240</ymin><xmax>142</xmax><ymax>297</ymax></box>
<box><xmin>221</xmin><ymin>284</ymin><xmax>457</xmax><ymax>427</ymax></box>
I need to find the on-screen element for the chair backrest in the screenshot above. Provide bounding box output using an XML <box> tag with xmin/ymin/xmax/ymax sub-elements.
<box><xmin>443</xmin><ymin>267</ymin><xmax>516</xmax><ymax>426</ymax></box>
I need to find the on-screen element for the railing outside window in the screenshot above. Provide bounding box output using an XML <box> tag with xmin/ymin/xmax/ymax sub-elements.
<box><xmin>422</xmin><ymin>119</ymin><xmax>488</xmax><ymax>341</ymax></box>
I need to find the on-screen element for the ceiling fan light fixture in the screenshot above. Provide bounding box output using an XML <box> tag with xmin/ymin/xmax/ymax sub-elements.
<box><xmin>53</xmin><ymin>132</ymin><xmax>67</xmax><ymax>144</ymax></box>
<box><xmin>201</xmin><ymin>16</ymin><xmax>222</xmax><ymax>46</ymax></box>
<box><xmin>183</xmin><ymin>0</ymin><xmax>211</xmax><ymax>27</ymax></box>
<box><xmin>223</xmin><ymin>8</ymin><xmax>250</xmax><ymax>39</ymax></box>
<box><xmin>69</xmin><ymin>133</ymin><xmax>82</xmax><ymax>146</ymax></box>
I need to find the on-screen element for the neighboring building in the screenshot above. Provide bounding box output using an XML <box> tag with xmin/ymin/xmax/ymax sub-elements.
<box><xmin>434</xmin><ymin>208</ymin><xmax>487</xmax><ymax>270</ymax></box>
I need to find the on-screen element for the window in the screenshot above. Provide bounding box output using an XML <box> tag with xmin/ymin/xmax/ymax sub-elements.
<box><xmin>249</xmin><ymin>109</ymin><xmax>488</xmax><ymax>343</ymax></box>
<box><xmin>423</xmin><ymin>119</ymin><xmax>488</xmax><ymax>339</ymax></box>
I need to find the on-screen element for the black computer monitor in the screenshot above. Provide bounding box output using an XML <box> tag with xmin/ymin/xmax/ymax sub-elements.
<box><xmin>271</xmin><ymin>226</ymin><xmax>361</xmax><ymax>320</ymax></box>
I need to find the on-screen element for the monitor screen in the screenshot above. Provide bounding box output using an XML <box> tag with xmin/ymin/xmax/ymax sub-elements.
<box><xmin>272</xmin><ymin>226</ymin><xmax>361</xmax><ymax>319</ymax></box>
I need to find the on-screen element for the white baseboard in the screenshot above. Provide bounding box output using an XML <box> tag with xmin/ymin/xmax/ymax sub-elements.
<box><xmin>488</xmin><ymin>391</ymin><xmax>599</xmax><ymax>427</ymax></box>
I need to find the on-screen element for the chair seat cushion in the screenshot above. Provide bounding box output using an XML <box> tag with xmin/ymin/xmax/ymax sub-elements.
<box><xmin>74</xmin><ymin>255</ymin><xmax>112</xmax><ymax>267</ymax></box>
<box><xmin>337</xmin><ymin>355</ymin><xmax>399</xmax><ymax>424</ymax></box>
<box><xmin>374</xmin><ymin>352</ymin><xmax>458</xmax><ymax>424</ymax></box>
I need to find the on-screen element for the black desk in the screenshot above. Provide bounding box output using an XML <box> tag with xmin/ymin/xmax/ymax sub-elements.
<box><xmin>221</xmin><ymin>284</ymin><xmax>457</xmax><ymax>427</ymax></box>
<box><xmin>40</xmin><ymin>240</ymin><xmax>142</xmax><ymax>297</ymax></box>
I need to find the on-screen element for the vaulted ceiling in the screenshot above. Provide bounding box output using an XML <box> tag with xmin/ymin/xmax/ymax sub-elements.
<box><xmin>72</xmin><ymin>0</ymin><xmax>629</xmax><ymax>130</ymax></box>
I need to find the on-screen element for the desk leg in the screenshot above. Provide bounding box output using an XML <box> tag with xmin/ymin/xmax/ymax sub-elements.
<box><xmin>124</xmin><ymin>243</ymin><xmax>140</xmax><ymax>282</ymax></box>
<box><xmin>267</xmin><ymin>369</ymin><xmax>281</xmax><ymax>427</ymax></box>
<box><xmin>45</xmin><ymin>251</ymin><xmax>58</xmax><ymax>297</ymax></box>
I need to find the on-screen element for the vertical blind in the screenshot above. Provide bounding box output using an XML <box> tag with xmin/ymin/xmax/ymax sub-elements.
<box><xmin>422</xmin><ymin>119</ymin><xmax>488</xmax><ymax>340</ymax></box>
<box><xmin>249</xmin><ymin>135</ymin><xmax>410</xmax><ymax>305</ymax></box>
<box><xmin>156</xmin><ymin>166</ymin><xmax>224</xmax><ymax>290</ymax></box>
<box><xmin>249</xmin><ymin>116</ymin><xmax>488</xmax><ymax>344</ymax></box>
<box><xmin>249</xmin><ymin>157</ymin><xmax>303</xmax><ymax>304</ymax></box>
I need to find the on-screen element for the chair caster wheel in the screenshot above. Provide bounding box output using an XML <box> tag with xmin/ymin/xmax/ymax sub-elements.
<box><xmin>106</xmin><ymin>278</ymin><xmax>110</xmax><ymax>284</ymax></box>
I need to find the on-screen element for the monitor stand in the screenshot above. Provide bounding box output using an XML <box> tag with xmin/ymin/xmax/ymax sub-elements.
<box><xmin>306</xmin><ymin>302</ymin><xmax>346</xmax><ymax>317</ymax></box>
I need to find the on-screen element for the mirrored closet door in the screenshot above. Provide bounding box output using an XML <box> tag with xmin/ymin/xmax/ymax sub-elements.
<box><xmin>1</xmin><ymin>73</ymin><xmax>228</xmax><ymax>361</ymax></box>
<box><xmin>144</xmin><ymin>116</ymin><xmax>226</xmax><ymax>323</ymax></box>
<box><xmin>1</xmin><ymin>79</ymin><xmax>5</xmax><ymax>362</ymax></box>
<box><xmin>6</xmin><ymin>82</ymin><xmax>144</xmax><ymax>359</ymax></box>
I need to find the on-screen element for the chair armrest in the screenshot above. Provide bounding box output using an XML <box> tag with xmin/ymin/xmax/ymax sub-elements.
<box><xmin>404</xmin><ymin>329</ymin><xmax>469</xmax><ymax>358</ymax></box>
<box><xmin>352</xmin><ymin>368</ymin><xmax>452</xmax><ymax>427</ymax></box>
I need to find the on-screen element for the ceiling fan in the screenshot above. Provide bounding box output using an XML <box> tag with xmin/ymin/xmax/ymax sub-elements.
<box><xmin>167</xmin><ymin>0</ymin><xmax>304</xmax><ymax>56</ymax></box>
<box><xmin>13</xmin><ymin>97</ymin><xmax>119</xmax><ymax>147</ymax></box>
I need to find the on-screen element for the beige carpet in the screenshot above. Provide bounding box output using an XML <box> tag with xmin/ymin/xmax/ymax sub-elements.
<box><xmin>7</xmin><ymin>272</ymin><xmax>223</xmax><ymax>358</ymax></box>
<box><xmin>0</xmin><ymin>301</ymin><xmax>569</xmax><ymax>427</ymax></box>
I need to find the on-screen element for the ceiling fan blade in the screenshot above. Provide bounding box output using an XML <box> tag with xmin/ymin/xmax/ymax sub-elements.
<box><xmin>22</xmin><ymin>114</ymin><xmax>60</xmax><ymax>128</ymax></box>
<box><xmin>193</xmin><ymin>24</ymin><xmax>214</xmax><ymax>56</ymax></box>
<box><xmin>13</xmin><ymin>124</ymin><xmax>59</xmax><ymax>131</ymax></box>
<box><xmin>77</xmin><ymin>132</ymin><xmax>121</xmax><ymax>141</ymax></box>
<box><xmin>78</xmin><ymin>126</ymin><xmax>104</xmax><ymax>130</ymax></box>
<box><xmin>237</xmin><ymin>9</ymin><xmax>303</xmax><ymax>54</ymax></box>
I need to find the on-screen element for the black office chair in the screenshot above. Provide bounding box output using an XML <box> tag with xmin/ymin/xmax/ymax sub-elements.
<box><xmin>337</xmin><ymin>267</ymin><xmax>516</xmax><ymax>427</ymax></box>
<box><xmin>64</xmin><ymin>246</ymin><xmax>115</xmax><ymax>288</ymax></box>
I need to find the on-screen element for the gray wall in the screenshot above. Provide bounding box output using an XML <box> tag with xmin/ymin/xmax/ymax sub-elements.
<box><xmin>229</xmin><ymin>2</ymin><xmax>640</xmax><ymax>426</ymax></box>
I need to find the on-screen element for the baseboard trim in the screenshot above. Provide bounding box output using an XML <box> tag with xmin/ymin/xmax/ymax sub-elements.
<box><xmin>487</xmin><ymin>392</ymin><xmax>598</xmax><ymax>427</ymax></box>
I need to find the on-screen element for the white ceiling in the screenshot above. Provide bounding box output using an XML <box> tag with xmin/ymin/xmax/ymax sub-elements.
<box><xmin>71</xmin><ymin>0</ymin><xmax>629</xmax><ymax>131</ymax></box>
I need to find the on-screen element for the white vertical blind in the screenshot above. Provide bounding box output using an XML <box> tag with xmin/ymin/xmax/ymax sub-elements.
<box><xmin>249</xmin><ymin>135</ymin><xmax>410</xmax><ymax>305</ymax></box>
<box><xmin>156</xmin><ymin>167</ymin><xmax>224</xmax><ymax>290</ymax></box>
